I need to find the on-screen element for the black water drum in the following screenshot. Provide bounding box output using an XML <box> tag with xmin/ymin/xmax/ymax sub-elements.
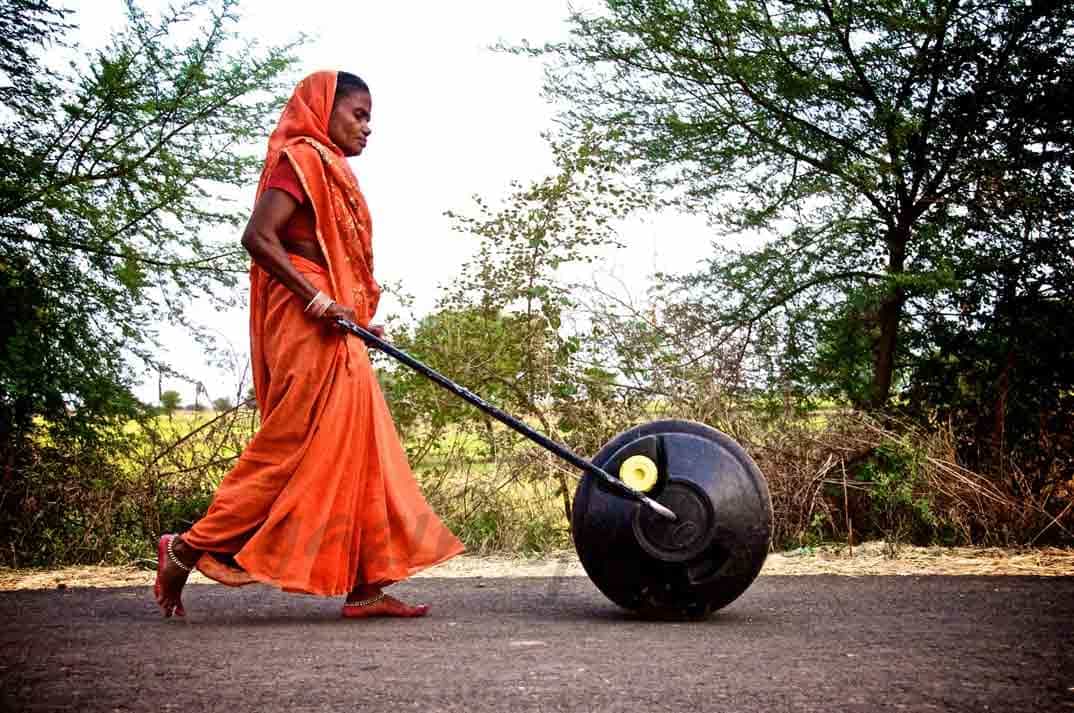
<box><xmin>572</xmin><ymin>419</ymin><xmax>772</xmax><ymax>619</ymax></box>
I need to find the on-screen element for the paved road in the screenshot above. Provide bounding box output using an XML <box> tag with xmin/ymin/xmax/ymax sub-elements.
<box><xmin>2</xmin><ymin>576</ymin><xmax>1072</xmax><ymax>712</ymax></box>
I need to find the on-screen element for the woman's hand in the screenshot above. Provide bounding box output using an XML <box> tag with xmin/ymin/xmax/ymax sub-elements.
<box><xmin>321</xmin><ymin>305</ymin><xmax>385</xmax><ymax>340</ymax></box>
<box><xmin>323</xmin><ymin>302</ymin><xmax>358</xmax><ymax>325</ymax></box>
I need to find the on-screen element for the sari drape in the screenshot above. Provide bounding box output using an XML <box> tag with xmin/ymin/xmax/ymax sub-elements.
<box><xmin>182</xmin><ymin>71</ymin><xmax>464</xmax><ymax>596</ymax></box>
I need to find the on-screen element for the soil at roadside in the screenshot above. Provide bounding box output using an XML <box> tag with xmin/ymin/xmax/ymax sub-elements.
<box><xmin>2</xmin><ymin>541</ymin><xmax>1071</xmax><ymax>591</ymax></box>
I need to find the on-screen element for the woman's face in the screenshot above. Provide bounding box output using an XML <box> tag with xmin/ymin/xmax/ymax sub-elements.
<box><xmin>328</xmin><ymin>90</ymin><xmax>372</xmax><ymax>157</ymax></box>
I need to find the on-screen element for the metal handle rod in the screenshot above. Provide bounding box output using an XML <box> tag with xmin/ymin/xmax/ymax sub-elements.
<box><xmin>337</xmin><ymin>319</ymin><xmax>676</xmax><ymax>521</ymax></box>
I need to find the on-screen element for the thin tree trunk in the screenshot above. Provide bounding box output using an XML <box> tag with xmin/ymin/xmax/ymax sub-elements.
<box><xmin>869</xmin><ymin>226</ymin><xmax>909</xmax><ymax>410</ymax></box>
<box><xmin>989</xmin><ymin>346</ymin><xmax>1015</xmax><ymax>472</ymax></box>
<box><xmin>869</xmin><ymin>291</ymin><xmax>904</xmax><ymax>409</ymax></box>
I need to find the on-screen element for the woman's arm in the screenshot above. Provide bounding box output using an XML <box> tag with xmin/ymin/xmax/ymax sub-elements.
<box><xmin>241</xmin><ymin>189</ymin><xmax>357</xmax><ymax>323</ymax></box>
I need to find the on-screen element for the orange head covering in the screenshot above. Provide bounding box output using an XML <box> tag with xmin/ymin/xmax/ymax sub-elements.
<box><xmin>253</xmin><ymin>70</ymin><xmax>380</xmax><ymax>324</ymax></box>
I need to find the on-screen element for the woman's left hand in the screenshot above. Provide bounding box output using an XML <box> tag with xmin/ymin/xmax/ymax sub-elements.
<box><xmin>369</xmin><ymin>324</ymin><xmax>386</xmax><ymax>339</ymax></box>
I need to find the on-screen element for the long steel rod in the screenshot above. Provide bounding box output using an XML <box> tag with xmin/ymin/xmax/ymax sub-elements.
<box><xmin>337</xmin><ymin>319</ymin><xmax>676</xmax><ymax>521</ymax></box>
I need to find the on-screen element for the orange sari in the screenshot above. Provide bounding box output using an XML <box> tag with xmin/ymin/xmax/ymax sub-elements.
<box><xmin>182</xmin><ymin>71</ymin><xmax>464</xmax><ymax>596</ymax></box>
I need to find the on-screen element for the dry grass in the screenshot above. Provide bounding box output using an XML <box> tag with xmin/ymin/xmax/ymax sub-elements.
<box><xmin>738</xmin><ymin>411</ymin><xmax>1069</xmax><ymax>548</ymax></box>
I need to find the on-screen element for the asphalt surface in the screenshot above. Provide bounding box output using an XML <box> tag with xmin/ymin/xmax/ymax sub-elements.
<box><xmin>1</xmin><ymin>576</ymin><xmax>1072</xmax><ymax>712</ymax></box>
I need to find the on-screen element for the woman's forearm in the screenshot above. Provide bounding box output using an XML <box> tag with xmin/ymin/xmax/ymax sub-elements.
<box><xmin>242</xmin><ymin>227</ymin><xmax>322</xmax><ymax>305</ymax></box>
<box><xmin>239</xmin><ymin>189</ymin><xmax>356</xmax><ymax>324</ymax></box>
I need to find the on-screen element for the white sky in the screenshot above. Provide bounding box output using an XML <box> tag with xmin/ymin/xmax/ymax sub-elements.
<box><xmin>70</xmin><ymin>1</ymin><xmax>718</xmax><ymax>405</ymax></box>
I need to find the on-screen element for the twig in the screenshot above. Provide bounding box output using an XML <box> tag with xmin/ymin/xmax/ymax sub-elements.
<box><xmin>141</xmin><ymin>398</ymin><xmax>254</xmax><ymax>474</ymax></box>
<box><xmin>1030</xmin><ymin>500</ymin><xmax>1073</xmax><ymax>546</ymax></box>
<box><xmin>842</xmin><ymin>457</ymin><xmax>853</xmax><ymax>555</ymax></box>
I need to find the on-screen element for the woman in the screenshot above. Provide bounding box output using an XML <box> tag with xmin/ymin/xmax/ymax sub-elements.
<box><xmin>153</xmin><ymin>70</ymin><xmax>464</xmax><ymax>619</ymax></box>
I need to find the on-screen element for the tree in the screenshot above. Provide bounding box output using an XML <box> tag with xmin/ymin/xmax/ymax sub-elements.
<box><xmin>211</xmin><ymin>397</ymin><xmax>234</xmax><ymax>412</ymax></box>
<box><xmin>159</xmin><ymin>389</ymin><xmax>182</xmax><ymax>417</ymax></box>
<box><xmin>532</xmin><ymin>0</ymin><xmax>1074</xmax><ymax>409</ymax></box>
<box><xmin>379</xmin><ymin>137</ymin><xmax>647</xmax><ymax>530</ymax></box>
<box><xmin>0</xmin><ymin>1</ymin><xmax>298</xmax><ymax>471</ymax></box>
<box><xmin>904</xmin><ymin>99</ymin><xmax>1074</xmax><ymax>484</ymax></box>
<box><xmin>442</xmin><ymin>137</ymin><xmax>641</xmax><ymax>404</ymax></box>
<box><xmin>383</xmin><ymin>137</ymin><xmax>646</xmax><ymax>466</ymax></box>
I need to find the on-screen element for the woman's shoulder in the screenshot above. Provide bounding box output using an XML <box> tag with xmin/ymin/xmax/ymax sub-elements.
<box><xmin>265</xmin><ymin>157</ymin><xmax>305</xmax><ymax>203</ymax></box>
<box><xmin>280</xmin><ymin>141</ymin><xmax>317</xmax><ymax>167</ymax></box>
<box><xmin>281</xmin><ymin>141</ymin><xmax>333</xmax><ymax>181</ymax></box>
<box><xmin>284</xmin><ymin>138</ymin><xmax>338</xmax><ymax>164</ymax></box>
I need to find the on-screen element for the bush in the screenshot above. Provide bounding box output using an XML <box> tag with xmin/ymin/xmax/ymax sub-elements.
<box><xmin>0</xmin><ymin>408</ymin><xmax>256</xmax><ymax>567</ymax></box>
<box><xmin>857</xmin><ymin>440</ymin><xmax>938</xmax><ymax>548</ymax></box>
<box><xmin>2</xmin><ymin>392</ymin><xmax>1068</xmax><ymax>569</ymax></box>
<box><xmin>406</xmin><ymin>425</ymin><xmax>573</xmax><ymax>555</ymax></box>
<box><xmin>745</xmin><ymin>411</ymin><xmax>1064</xmax><ymax>550</ymax></box>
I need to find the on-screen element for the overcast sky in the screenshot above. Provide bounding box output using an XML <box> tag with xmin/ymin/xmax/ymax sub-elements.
<box><xmin>70</xmin><ymin>0</ymin><xmax>718</xmax><ymax>405</ymax></box>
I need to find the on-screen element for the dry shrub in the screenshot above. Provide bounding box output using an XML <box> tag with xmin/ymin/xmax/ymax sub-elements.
<box><xmin>740</xmin><ymin>411</ymin><xmax>1069</xmax><ymax>549</ymax></box>
<box><xmin>134</xmin><ymin>404</ymin><xmax>259</xmax><ymax>545</ymax></box>
<box><xmin>408</xmin><ymin>370</ymin><xmax>1071</xmax><ymax>554</ymax></box>
<box><xmin>0</xmin><ymin>440</ymin><xmax>139</xmax><ymax>566</ymax></box>
<box><xmin>7</xmin><ymin>381</ymin><xmax>1067</xmax><ymax>567</ymax></box>
<box><xmin>0</xmin><ymin>403</ymin><xmax>258</xmax><ymax>567</ymax></box>
<box><xmin>413</xmin><ymin>429</ymin><xmax>573</xmax><ymax>554</ymax></box>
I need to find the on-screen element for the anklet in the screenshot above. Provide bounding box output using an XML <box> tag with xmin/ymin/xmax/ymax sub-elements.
<box><xmin>167</xmin><ymin>536</ymin><xmax>192</xmax><ymax>572</ymax></box>
<box><xmin>345</xmin><ymin>592</ymin><xmax>386</xmax><ymax>607</ymax></box>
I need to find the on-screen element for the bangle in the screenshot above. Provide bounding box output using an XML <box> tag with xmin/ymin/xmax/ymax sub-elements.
<box><xmin>304</xmin><ymin>291</ymin><xmax>333</xmax><ymax>318</ymax></box>
<box><xmin>304</xmin><ymin>291</ymin><xmax>326</xmax><ymax>312</ymax></box>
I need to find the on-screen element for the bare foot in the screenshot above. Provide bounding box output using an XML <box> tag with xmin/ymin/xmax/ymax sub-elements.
<box><xmin>153</xmin><ymin>534</ymin><xmax>199</xmax><ymax>618</ymax></box>
<box><xmin>341</xmin><ymin>589</ymin><xmax>429</xmax><ymax>619</ymax></box>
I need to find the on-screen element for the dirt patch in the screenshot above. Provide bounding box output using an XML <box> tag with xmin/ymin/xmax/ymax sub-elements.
<box><xmin>1</xmin><ymin>541</ymin><xmax>1071</xmax><ymax>591</ymax></box>
<box><xmin>760</xmin><ymin>541</ymin><xmax>1074</xmax><ymax>576</ymax></box>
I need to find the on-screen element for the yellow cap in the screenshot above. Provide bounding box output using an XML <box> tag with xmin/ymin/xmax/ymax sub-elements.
<box><xmin>619</xmin><ymin>454</ymin><xmax>659</xmax><ymax>492</ymax></box>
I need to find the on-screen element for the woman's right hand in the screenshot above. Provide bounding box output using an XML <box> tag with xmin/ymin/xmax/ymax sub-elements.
<box><xmin>323</xmin><ymin>302</ymin><xmax>358</xmax><ymax>325</ymax></box>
